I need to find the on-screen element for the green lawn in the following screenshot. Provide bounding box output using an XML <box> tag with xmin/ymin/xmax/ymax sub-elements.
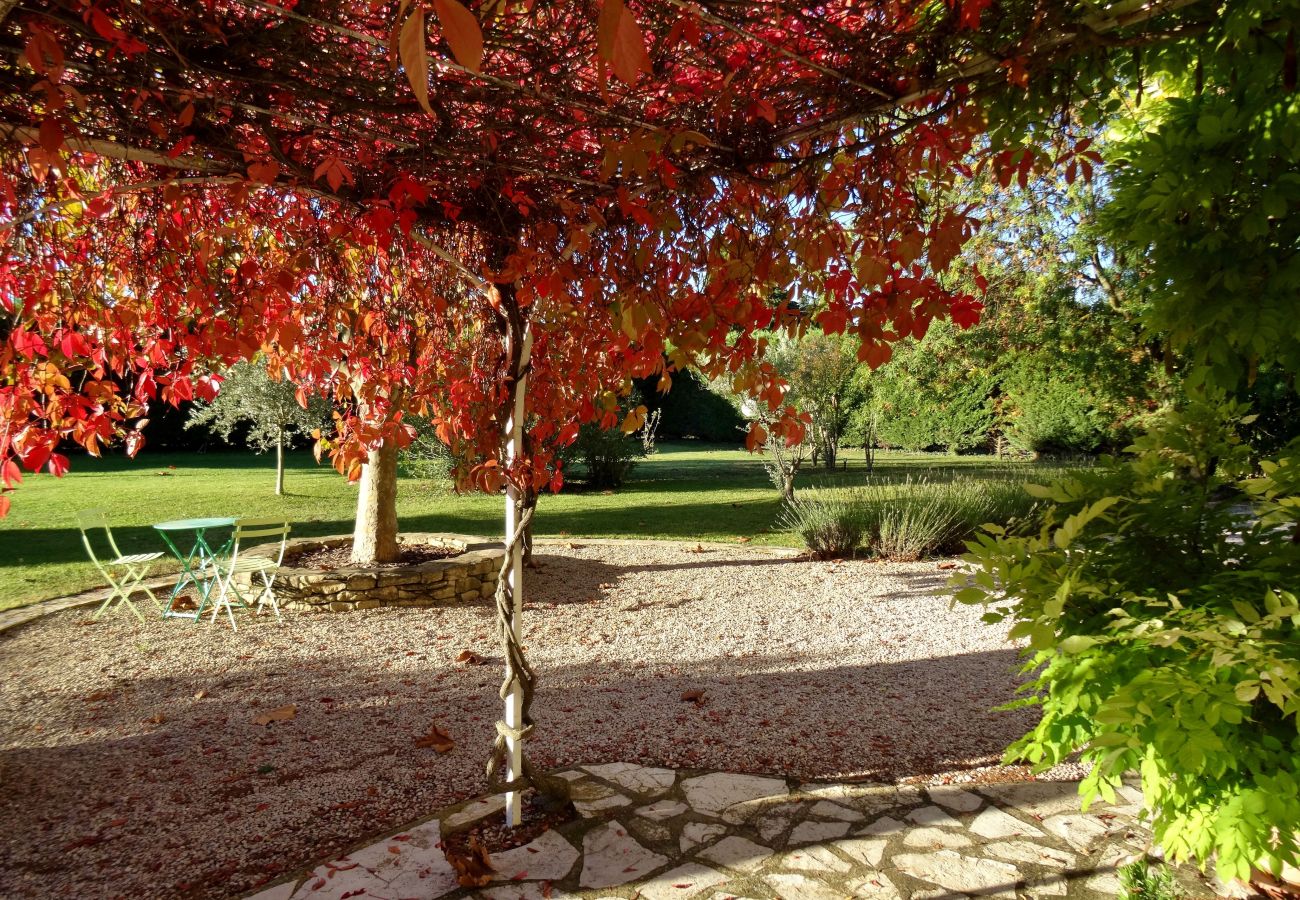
<box><xmin>0</xmin><ymin>442</ymin><xmax>1040</xmax><ymax>611</ymax></box>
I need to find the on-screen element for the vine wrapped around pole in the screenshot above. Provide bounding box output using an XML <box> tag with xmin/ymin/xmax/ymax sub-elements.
<box><xmin>482</xmin><ymin>295</ymin><xmax>572</xmax><ymax>823</ymax></box>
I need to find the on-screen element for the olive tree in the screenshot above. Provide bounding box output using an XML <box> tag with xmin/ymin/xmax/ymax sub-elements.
<box><xmin>187</xmin><ymin>360</ymin><xmax>329</xmax><ymax>495</ymax></box>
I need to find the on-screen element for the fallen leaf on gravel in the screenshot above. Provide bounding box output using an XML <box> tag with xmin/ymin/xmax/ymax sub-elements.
<box><xmin>83</xmin><ymin>691</ymin><xmax>112</xmax><ymax>702</ymax></box>
<box><xmin>566</xmin><ymin>542</ymin><xmax>582</xmax><ymax>549</ymax></box>
<box><xmin>252</xmin><ymin>705</ymin><xmax>296</xmax><ymax>726</ymax></box>
<box><xmin>448</xmin><ymin>835</ymin><xmax>494</xmax><ymax>887</ymax></box>
<box><xmin>737</xmin><ymin>536</ymin><xmax>752</xmax><ymax>543</ymax></box>
<box><xmin>455</xmin><ymin>650</ymin><xmax>487</xmax><ymax>665</ymax></box>
<box><xmin>193</xmin><ymin>690</ymin><xmax>207</xmax><ymax>700</ymax></box>
<box><xmin>145</xmin><ymin>712</ymin><xmax>166</xmax><ymax>725</ymax></box>
<box><xmin>689</xmin><ymin>544</ymin><xmax>706</xmax><ymax>554</ymax></box>
<box><xmin>937</xmin><ymin>561</ymin><xmax>957</xmax><ymax>570</ymax></box>
<box><xmin>414</xmin><ymin>723</ymin><xmax>455</xmax><ymax>752</ymax></box>
<box><xmin>680</xmin><ymin>689</ymin><xmax>706</xmax><ymax>706</ymax></box>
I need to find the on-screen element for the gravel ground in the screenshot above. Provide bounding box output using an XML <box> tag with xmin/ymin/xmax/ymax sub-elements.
<box><xmin>0</xmin><ymin>541</ymin><xmax>1055</xmax><ymax>899</ymax></box>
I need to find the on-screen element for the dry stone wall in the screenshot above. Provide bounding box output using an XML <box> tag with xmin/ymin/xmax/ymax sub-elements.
<box><xmin>243</xmin><ymin>533</ymin><xmax>502</xmax><ymax>613</ymax></box>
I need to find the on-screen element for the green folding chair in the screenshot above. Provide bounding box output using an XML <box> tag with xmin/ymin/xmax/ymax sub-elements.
<box><xmin>207</xmin><ymin>518</ymin><xmax>291</xmax><ymax>630</ymax></box>
<box><xmin>76</xmin><ymin>509</ymin><xmax>166</xmax><ymax>621</ymax></box>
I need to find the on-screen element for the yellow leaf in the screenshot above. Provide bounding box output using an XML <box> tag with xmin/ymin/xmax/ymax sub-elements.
<box><xmin>253</xmin><ymin>704</ymin><xmax>297</xmax><ymax>726</ymax></box>
<box><xmin>620</xmin><ymin>404</ymin><xmax>647</xmax><ymax>434</ymax></box>
<box><xmin>433</xmin><ymin>0</ymin><xmax>484</xmax><ymax>73</ymax></box>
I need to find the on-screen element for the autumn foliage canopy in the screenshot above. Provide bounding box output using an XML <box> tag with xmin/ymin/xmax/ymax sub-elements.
<box><xmin>0</xmin><ymin>0</ymin><xmax>1204</xmax><ymax>511</ymax></box>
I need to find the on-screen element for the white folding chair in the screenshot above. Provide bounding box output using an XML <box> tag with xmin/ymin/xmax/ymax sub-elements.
<box><xmin>76</xmin><ymin>509</ymin><xmax>166</xmax><ymax>621</ymax></box>
<box><xmin>208</xmin><ymin>518</ymin><xmax>291</xmax><ymax>630</ymax></box>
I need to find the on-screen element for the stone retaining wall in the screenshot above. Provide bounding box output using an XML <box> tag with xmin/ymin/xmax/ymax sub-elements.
<box><xmin>243</xmin><ymin>532</ymin><xmax>502</xmax><ymax>613</ymax></box>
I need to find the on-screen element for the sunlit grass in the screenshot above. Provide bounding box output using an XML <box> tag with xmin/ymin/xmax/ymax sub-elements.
<box><xmin>0</xmin><ymin>442</ymin><xmax>1055</xmax><ymax>610</ymax></box>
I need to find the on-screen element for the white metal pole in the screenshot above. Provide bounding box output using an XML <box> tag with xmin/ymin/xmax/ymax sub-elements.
<box><xmin>504</xmin><ymin>323</ymin><xmax>533</xmax><ymax>827</ymax></box>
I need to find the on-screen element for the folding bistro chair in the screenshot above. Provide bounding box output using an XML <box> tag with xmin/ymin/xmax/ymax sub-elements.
<box><xmin>76</xmin><ymin>509</ymin><xmax>165</xmax><ymax>621</ymax></box>
<box><xmin>208</xmin><ymin>518</ymin><xmax>291</xmax><ymax>630</ymax></box>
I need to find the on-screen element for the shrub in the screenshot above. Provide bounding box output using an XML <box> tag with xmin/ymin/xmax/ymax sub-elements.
<box><xmin>955</xmin><ymin>399</ymin><xmax>1300</xmax><ymax>883</ymax></box>
<box><xmin>567</xmin><ymin>421</ymin><xmax>651</xmax><ymax>489</ymax></box>
<box><xmin>779</xmin><ymin>488</ymin><xmax>865</xmax><ymax>559</ymax></box>
<box><xmin>635</xmin><ymin>369</ymin><xmax>746</xmax><ymax>442</ymax></box>
<box><xmin>1002</xmin><ymin>366</ymin><xmax>1105</xmax><ymax>455</ymax></box>
<box><xmin>863</xmin><ymin>475</ymin><xmax>1042</xmax><ymax>560</ymax></box>
<box><xmin>868</xmin><ymin>492</ymin><xmax>961</xmax><ymax>560</ymax></box>
<box><xmin>780</xmin><ymin>473</ymin><xmax>1043</xmax><ymax>560</ymax></box>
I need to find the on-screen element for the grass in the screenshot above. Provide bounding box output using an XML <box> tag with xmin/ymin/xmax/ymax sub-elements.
<box><xmin>0</xmin><ymin>442</ymin><xmax>1055</xmax><ymax>611</ymax></box>
<box><xmin>1119</xmin><ymin>860</ymin><xmax>1182</xmax><ymax>900</ymax></box>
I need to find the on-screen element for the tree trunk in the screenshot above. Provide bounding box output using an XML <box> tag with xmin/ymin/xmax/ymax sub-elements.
<box><xmin>823</xmin><ymin>442</ymin><xmax>837</xmax><ymax>471</ymax></box>
<box><xmin>274</xmin><ymin>427</ymin><xmax>285</xmax><ymax>496</ymax></box>
<box><xmin>352</xmin><ymin>441</ymin><xmax>400</xmax><ymax>565</ymax></box>
<box><xmin>521</xmin><ymin>485</ymin><xmax>538</xmax><ymax>566</ymax></box>
<box><xmin>781</xmin><ymin>466</ymin><xmax>796</xmax><ymax>503</ymax></box>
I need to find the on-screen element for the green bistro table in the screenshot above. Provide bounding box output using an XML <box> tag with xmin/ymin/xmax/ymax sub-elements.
<box><xmin>153</xmin><ymin>517</ymin><xmax>236</xmax><ymax>621</ymax></box>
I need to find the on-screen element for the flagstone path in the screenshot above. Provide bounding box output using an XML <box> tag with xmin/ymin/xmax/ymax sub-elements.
<box><xmin>247</xmin><ymin>764</ymin><xmax>1218</xmax><ymax>900</ymax></box>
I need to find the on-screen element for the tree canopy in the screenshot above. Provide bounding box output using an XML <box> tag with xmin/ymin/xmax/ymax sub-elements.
<box><xmin>0</xmin><ymin>0</ymin><xmax>1218</xmax><ymax>509</ymax></box>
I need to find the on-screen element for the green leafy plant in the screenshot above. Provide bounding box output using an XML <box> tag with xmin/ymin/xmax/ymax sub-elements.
<box><xmin>1118</xmin><ymin>860</ymin><xmax>1181</xmax><ymax>900</ymax></box>
<box><xmin>956</xmin><ymin>400</ymin><xmax>1300</xmax><ymax>882</ymax></box>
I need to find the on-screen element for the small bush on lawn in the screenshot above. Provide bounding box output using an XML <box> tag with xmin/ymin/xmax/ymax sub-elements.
<box><xmin>781</xmin><ymin>474</ymin><xmax>1043</xmax><ymax>560</ymax></box>
<box><xmin>779</xmin><ymin>488</ymin><xmax>865</xmax><ymax>559</ymax></box>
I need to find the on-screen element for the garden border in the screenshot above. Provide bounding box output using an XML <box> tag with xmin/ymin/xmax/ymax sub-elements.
<box><xmin>0</xmin><ymin>538</ymin><xmax>803</xmax><ymax>635</ymax></box>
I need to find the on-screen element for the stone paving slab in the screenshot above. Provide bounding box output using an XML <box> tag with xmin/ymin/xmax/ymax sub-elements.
<box><xmin>247</xmin><ymin>764</ymin><xmax>1220</xmax><ymax>900</ymax></box>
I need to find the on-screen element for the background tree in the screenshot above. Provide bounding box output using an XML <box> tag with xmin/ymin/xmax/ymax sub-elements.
<box><xmin>872</xmin><ymin>328</ymin><xmax>997</xmax><ymax>454</ymax></box>
<box><xmin>634</xmin><ymin>368</ymin><xmax>744</xmax><ymax>443</ymax></box>
<box><xmin>186</xmin><ymin>359</ymin><xmax>329</xmax><ymax>495</ymax></box>
<box><xmin>778</xmin><ymin>330</ymin><xmax>862</xmax><ymax>470</ymax></box>
<box><xmin>843</xmin><ymin>366</ymin><xmax>879</xmax><ymax>472</ymax></box>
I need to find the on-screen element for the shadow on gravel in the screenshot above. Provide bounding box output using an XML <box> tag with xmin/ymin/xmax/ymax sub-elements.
<box><xmin>0</xmin><ymin>552</ymin><xmax>1032</xmax><ymax>899</ymax></box>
